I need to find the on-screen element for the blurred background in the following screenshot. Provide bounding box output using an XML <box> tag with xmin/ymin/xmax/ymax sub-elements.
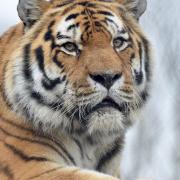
<box><xmin>0</xmin><ymin>1</ymin><xmax>180</xmax><ymax>180</ymax></box>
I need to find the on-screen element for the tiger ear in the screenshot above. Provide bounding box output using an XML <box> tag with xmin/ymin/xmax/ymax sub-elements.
<box><xmin>17</xmin><ymin>0</ymin><xmax>50</xmax><ymax>27</ymax></box>
<box><xmin>122</xmin><ymin>0</ymin><xmax>147</xmax><ymax>20</ymax></box>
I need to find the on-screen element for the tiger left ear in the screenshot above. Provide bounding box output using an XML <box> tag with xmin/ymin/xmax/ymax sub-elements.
<box><xmin>17</xmin><ymin>0</ymin><xmax>50</xmax><ymax>28</ymax></box>
<box><xmin>122</xmin><ymin>0</ymin><xmax>147</xmax><ymax>20</ymax></box>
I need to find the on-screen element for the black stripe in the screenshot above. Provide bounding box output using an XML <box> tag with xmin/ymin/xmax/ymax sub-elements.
<box><xmin>48</xmin><ymin>20</ymin><xmax>56</xmax><ymax>29</ymax></box>
<box><xmin>96</xmin><ymin>138</ymin><xmax>122</xmax><ymax>171</ymax></box>
<box><xmin>57</xmin><ymin>33</ymin><xmax>71</xmax><ymax>40</ymax></box>
<box><xmin>0</xmin><ymin>61</ymin><xmax>13</xmax><ymax>109</ymax></box>
<box><xmin>97</xmin><ymin>0</ymin><xmax>114</xmax><ymax>2</ymax></box>
<box><xmin>83</xmin><ymin>21</ymin><xmax>90</xmax><ymax>26</ymax></box>
<box><xmin>141</xmin><ymin>90</ymin><xmax>148</xmax><ymax>102</ymax></box>
<box><xmin>52</xmin><ymin>50</ymin><xmax>64</xmax><ymax>68</ymax></box>
<box><xmin>95</xmin><ymin>19</ymin><xmax>112</xmax><ymax>36</ymax></box>
<box><xmin>136</xmin><ymin>42</ymin><xmax>144</xmax><ymax>84</ymax></box>
<box><xmin>0</xmin><ymin>87</ymin><xmax>12</xmax><ymax>109</ymax></box>
<box><xmin>56</xmin><ymin>1</ymin><xmax>96</xmax><ymax>8</ymax></box>
<box><xmin>44</xmin><ymin>29</ymin><xmax>53</xmax><ymax>41</ymax></box>
<box><xmin>77</xmin><ymin>2</ymin><xmax>97</xmax><ymax>7</ymax></box>
<box><xmin>81</xmin><ymin>10</ymin><xmax>87</xmax><ymax>15</ymax></box>
<box><xmin>35</xmin><ymin>46</ymin><xmax>63</xmax><ymax>90</ymax></box>
<box><xmin>62</xmin><ymin>75</ymin><xmax>66</xmax><ymax>81</ymax></box>
<box><xmin>0</xmin><ymin>127</ymin><xmax>72</xmax><ymax>165</ymax></box>
<box><xmin>134</xmin><ymin>70</ymin><xmax>143</xmax><ymax>85</ymax></box>
<box><xmin>55</xmin><ymin>0</ymin><xmax>74</xmax><ymax>8</ymax></box>
<box><xmin>52</xmin><ymin>140</ymin><xmax>76</xmax><ymax>166</ymax></box>
<box><xmin>97</xmin><ymin>10</ymin><xmax>113</xmax><ymax>16</ymax></box>
<box><xmin>43</xmin><ymin>21</ymin><xmax>61</xmax><ymax>51</ymax></box>
<box><xmin>28</xmin><ymin>167</ymin><xmax>62</xmax><ymax>179</ymax></box>
<box><xmin>84</xmin><ymin>25</ymin><xmax>91</xmax><ymax>32</ymax></box>
<box><xmin>5</xmin><ymin>143</ymin><xmax>50</xmax><ymax>162</ymax></box>
<box><xmin>65</xmin><ymin>13</ymin><xmax>80</xmax><ymax>21</ymax></box>
<box><xmin>0</xmin><ymin>117</ymin><xmax>34</xmax><ymax>133</ymax></box>
<box><xmin>0</xmin><ymin>117</ymin><xmax>76</xmax><ymax>165</ymax></box>
<box><xmin>23</xmin><ymin>44</ymin><xmax>33</xmax><ymax>81</ymax></box>
<box><xmin>73</xmin><ymin>138</ymin><xmax>84</xmax><ymax>159</ymax></box>
<box><xmin>87</xmin><ymin>9</ymin><xmax>96</xmax><ymax>15</ymax></box>
<box><xmin>41</xmin><ymin>78</ymin><xmax>62</xmax><ymax>90</ymax></box>
<box><xmin>142</xmin><ymin>37</ymin><xmax>151</xmax><ymax>81</ymax></box>
<box><xmin>130</xmin><ymin>53</ymin><xmax>135</xmax><ymax>60</ymax></box>
<box><xmin>105</xmin><ymin>17</ymin><xmax>118</xmax><ymax>28</ymax></box>
<box><xmin>61</xmin><ymin>4</ymin><xmax>77</xmax><ymax>16</ymax></box>
<box><xmin>138</xmin><ymin>41</ymin><xmax>142</xmax><ymax>61</ymax></box>
<box><xmin>67</xmin><ymin>23</ymin><xmax>80</xmax><ymax>31</ymax></box>
<box><xmin>0</xmin><ymin>164</ymin><xmax>14</xmax><ymax>179</ymax></box>
<box><xmin>44</xmin><ymin>21</ymin><xmax>55</xmax><ymax>41</ymax></box>
<box><xmin>35</xmin><ymin>46</ymin><xmax>45</xmax><ymax>73</ymax></box>
<box><xmin>31</xmin><ymin>91</ymin><xmax>64</xmax><ymax>110</ymax></box>
<box><xmin>94</xmin><ymin>21</ymin><xmax>102</xmax><ymax>27</ymax></box>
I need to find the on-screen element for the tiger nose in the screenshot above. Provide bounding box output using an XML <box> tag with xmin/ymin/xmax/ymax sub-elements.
<box><xmin>89</xmin><ymin>73</ymin><xmax>122</xmax><ymax>89</ymax></box>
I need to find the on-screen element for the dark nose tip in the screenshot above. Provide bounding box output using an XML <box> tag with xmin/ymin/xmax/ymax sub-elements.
<box><xmin>89</xmin><ymin>73</ymin><xmax>122</xmax><ymax>89</ymax></box>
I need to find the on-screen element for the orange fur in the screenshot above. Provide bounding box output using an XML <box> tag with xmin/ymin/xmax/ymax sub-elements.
<box><xmin>0</xmin><ymin>0</ymin><xmax>151</xmax><ymax>179</ymax></box>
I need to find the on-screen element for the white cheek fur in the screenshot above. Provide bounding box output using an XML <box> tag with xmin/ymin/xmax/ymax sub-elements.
<box><xmin>6</xmin><ymin>56</ymin><xmax>72</xmax><ymax>132</ymax></box>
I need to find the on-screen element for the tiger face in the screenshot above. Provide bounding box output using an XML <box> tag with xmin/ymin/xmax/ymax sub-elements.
<box><xmin>6</xmin><ymin>0</ymin><xmax>151</xmax><ymax>137</ymax></box>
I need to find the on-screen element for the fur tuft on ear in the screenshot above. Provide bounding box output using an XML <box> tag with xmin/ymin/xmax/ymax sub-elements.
<box><xmin>17</xmin><ymin>0</ymin><xmax>50</xmax><ymax>27</ymax></box>
<box><xmin>115</xmin><ymin>0</ymin><xmax>147</xmax><ymax>19</ymax></box>
<box><xmin>123</xmin><ymin>0</ymin><xmax>147</xmax><ymax>19</ymax></box>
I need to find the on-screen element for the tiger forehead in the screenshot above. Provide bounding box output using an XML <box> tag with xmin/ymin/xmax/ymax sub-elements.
<box><xmin>53</xmin><ymin>2</ymin><xmax>125</xmax><ymax>43</ymax></box>
<box><xmin>51</xmin><ymin>0</ymin><xmax>121</xmax><ymax>8</ymax></box>
<box><xmin>59</xmin><ymin>1</ymin><xmax>121</xmax><ymax>24</ymax></box>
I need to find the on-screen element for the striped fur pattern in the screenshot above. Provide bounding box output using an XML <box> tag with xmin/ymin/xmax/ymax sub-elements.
<box><xmin>0</xmin><ymin>0</ymin><xmax>151</xmax><ymax>179</ymax></box>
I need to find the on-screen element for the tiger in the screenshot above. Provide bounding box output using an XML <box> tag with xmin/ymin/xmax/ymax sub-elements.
<box><xmin>0</xmin><ymin>0</ymin><xmax>151</xmax><ymax>179</ymax></box>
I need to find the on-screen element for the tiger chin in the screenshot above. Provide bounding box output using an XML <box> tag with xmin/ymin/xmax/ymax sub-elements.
<box><xmin>0</xmin><ymin>0</ymin><xmax>151</xmax><ymax>179</ymax></box>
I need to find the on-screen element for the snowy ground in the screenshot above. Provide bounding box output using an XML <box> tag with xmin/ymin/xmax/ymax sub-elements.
<box><xmin>1</xmin><ymin>1</ymin><xmax>180</xmax><ymax>180</ymax></box>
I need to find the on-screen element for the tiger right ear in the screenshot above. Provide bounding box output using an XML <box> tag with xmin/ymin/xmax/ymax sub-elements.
<box><xmin>17</xmin><ymin>0</ymin><xmax>50</xmax><ymax>27</ymax></box>
<box><xmin>116</xmin><ymin>0</ymin><xmax>147</xmax><ymax>20</ymax></box>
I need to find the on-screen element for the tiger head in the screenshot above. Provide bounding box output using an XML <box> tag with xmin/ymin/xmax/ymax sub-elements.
<box><xmin>6</xmin><ymin>0</ymin><xmax>151</xmax><ymax>137</ymax></box>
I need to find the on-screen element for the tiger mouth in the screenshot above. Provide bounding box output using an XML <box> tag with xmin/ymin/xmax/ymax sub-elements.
<box><xmin>92</xmin><ymin>97</ymin><xmax>122</xmax><ymax>112</ymax></box>
<box><xmin>72</xmin><ymin>97</ymin><xmax>129</xmax><ymax>122</ymax></box>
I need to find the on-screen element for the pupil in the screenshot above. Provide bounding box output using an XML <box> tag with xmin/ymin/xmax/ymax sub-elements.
<box><xmin>66</xmin><ymin>43</ymin><xmax>75</xmax><ymax>51</ymax></box>
<box><xmin>115</xmin><ymin>39</ymin><xmax>122</xmax><ymax>47</ymax></box>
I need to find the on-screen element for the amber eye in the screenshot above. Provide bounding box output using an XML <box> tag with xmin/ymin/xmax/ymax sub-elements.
<box><xmin>62</xmin><ymin>42</ymin><xmax>78</xmax><ymax>53</ymax></box>
<box><xmin>113</xmin><ymin>37</ymin><xmax>125</xmax><ymax>48</ymax></box>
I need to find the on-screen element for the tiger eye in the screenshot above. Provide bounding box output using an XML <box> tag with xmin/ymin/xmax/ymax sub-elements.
<box><xmin>113</xmin><ymin>37</ymin><xmax>124</xmax><ymax>48</ymax></box>
<box><xmin>63</xmin><ymin>42</ymin><xmax>78</xmax><ymax>52</ymax></box>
